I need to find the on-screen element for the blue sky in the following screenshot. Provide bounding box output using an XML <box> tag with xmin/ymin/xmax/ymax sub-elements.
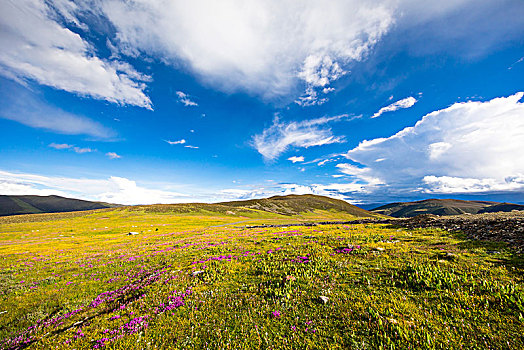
<box><xmin>1</xmin><ymin>0</ymin><xmax>524</xmax><ymax>205</ymax></box>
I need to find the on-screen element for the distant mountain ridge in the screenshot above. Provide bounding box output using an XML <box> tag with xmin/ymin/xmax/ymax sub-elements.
<box><xmin>0</xmin><ymin>195</ymin><xmax>115</xmax><ymax>216</ymax></box>
<box><xmin>371</xmin><ymin>198</ymin><xmax>524</xmax><ymax>218</ymax></box>
<box><xmin>0</xmin><ymin>194</ymin><xmax>380</xmax><ymax>218</ymax></box>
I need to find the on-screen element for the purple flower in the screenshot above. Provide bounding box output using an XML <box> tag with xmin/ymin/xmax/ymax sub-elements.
<box><xmin>272</xmin><ymin>310</ymin><xmax>281</xmax><ymax>319</ymax></box>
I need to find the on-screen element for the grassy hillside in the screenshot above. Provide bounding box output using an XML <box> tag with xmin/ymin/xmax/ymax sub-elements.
<box><xmin>124</xmin><ymin>194</ymin><xmax>381</xmax><ymax>220</ymax></box>
<box><xmin>0</xmin><ymin>195</ymin><xmax>115</xmax><ymax>216</ymax></box>
<box><xmin>219</xmin><ymin>194</ymin><xmax>377</xmax><ymax>217</ymax></box>
<box><xmin>0</xmin><ymin>208</ymin><xmax>522</xmax><ymax>349</ymax></box>
<box><xmin>372</xmin><ymin>198</ymin><xmax>499</xmax><ymax>217</ymax></box>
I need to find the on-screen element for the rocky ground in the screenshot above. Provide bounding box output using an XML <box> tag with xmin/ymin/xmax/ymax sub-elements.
<box><xmin>246</xmin><ymin>211</ymin><xmax>524</xmax><ymax>252</ymax></box>
<box><xmin>392</xmin><ymin>211</ymin><xmax>524</xmax><ymax>252</ymax></box>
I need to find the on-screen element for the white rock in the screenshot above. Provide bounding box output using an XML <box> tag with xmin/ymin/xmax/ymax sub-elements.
<box><xmin>319</xmin><ymin>295</ymin><xmax>329</xmax><ymax>304</ymax></box>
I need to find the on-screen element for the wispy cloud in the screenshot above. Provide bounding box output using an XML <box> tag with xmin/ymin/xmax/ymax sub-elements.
<box><xmin>0</xmin><ymin>83</ymin><xmax>115</xmax><ymax>138</ymax></box>
<box><xmin>49</xmin><ymin>143</ymin><xmax>94</xmax><ymax>154</ymax></box>
<box><xmin>165</xmin><ymin>139</ymin><xmax>198</xmax><ymax>148</ymax></box>
<box><xmin>165</xmin><ymin>139</ymin><xmax>186</xmax><ymax>145</ymax></box>
<box><xmin>252</xmin><ymin>115</ymin><xmax>345</xmax><ymax>161</ymax></box>
<box><xmin>288</xmin><ymin>156</ymin><xmax>304</xmax><ymax>163</ymax></box>
<box><xmin>73</xmin><ymin>147</ymin><xmax>93</xmax><ymax>154</ymax></box>
<box><xmin>508</xmin><ymin>56</ymin><xmax>524</xmax><ymax>70</ymax></box>
<box><xmin>371</xmin><ymin>97</ymin><xmax>418</xmax><ymax>118</ymax></box>
<box><xmin>49</xmin><ymin>143</ymin><xmax>73</xmax><ymax>150</ymax></box>
<box><xmin>106</xmin><ymin>152</ymin><xmax>121</xmax><ymax>159</ymax></box>
<box><xmin>0</xmin><ymin>0</ymin><xmax>151</xmax><ymax>108</ymax></box>
<box><xmin>176</xmin><ymin>91</ymin><xmax>198</xmax><ymax>107</ymax></box>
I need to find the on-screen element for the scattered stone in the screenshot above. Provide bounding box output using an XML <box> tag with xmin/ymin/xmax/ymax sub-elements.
<box><xmin>487</xmin><ymin>250</ymin><xmax>501</xmax><ymax>255</ymax></box>
<box><xmin>192</xmin><ymin>270</ymin><xmax>204</xmax><ymax>277</ymax></box>
<box><xmin>374</xmin><ymin>247</ymin><xmax>385</xmax><ymax>252</ymax></box>
<box><xmin>127</xmin><ymin>232</ymin><xmax>140</xmax><ymax>235</ymax></box>
<box><xmin>284</xmin><ymin>275</ymin><xmax>296</xmax><ymax>282</ymax></box>
<box><xmin>319</xmin><ymin>296</ymin><xmax>329</xmax><ymax>304</ymax></box>
<box><xmin>445</xmin><ymin>252</ymin><xmax>457</xmax><ymax>259</ymax></box>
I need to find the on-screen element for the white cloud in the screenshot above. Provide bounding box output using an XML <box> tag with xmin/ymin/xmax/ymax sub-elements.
<box><xmin>49</xmin><ymin>143</ymin><xmax>93</xmax><ymax>153</ymax></box>
<box><xmin>175</xmin><ymin>91</ymin><xmax>198</xmax><ymax>107</ymax></box>
<box><xmin>99</xmin><ymin>0</ymin><xmax>396</xmax><ymax>101</ymax></box>
<box><xmin>371</xmin><ymin>96</ymin><xmax>418</xmax><ymax>118</ymax></box>
<box><xmin>336</xmin><ymin>164</ymin><xmax>383</xmax><ymax>186</ymax></box>
<box><xmin>97</xmin><ymin>1</ymin><xmax>506</xmax><ymax>104</ymax></box>
<box><xmin>165</xmin><ymin>139</ymin><xmax>198</xmax><ymax>149</ymax></box>
<box><xmin>422</xmin><ymin>175</ymin><xmax>524</xmax><ymax>193</ymax></box>
<box><xmin>0</xmin><ymin>170</ymin><xmax>189</xmax><ymax>205</ymax></box>
<box><xmin>343</xmin><ymin>92</ymin><xmax>524</xmax><ymax>194</ymax></box>
<box><xmin>0</xmin><ymin>179</ymin><xmax>70</xmax><ymax>197</ymax></box>
<box><xmin>219</xmin><ymin>182</ymin><xmax>368</xmax><ymax>203</ymax></box>
<box><xmin>253</xmin><ymin>115</ymin><xmax>345</xmax><ymax>161</ymax></box>
<box><xmin>165</xmin><ymin>139</ymin><xmax>186</xmax><ymax>145</ymax></box>
<box><xmin>0</xmin><ymin>85</ymin><xmax>115</xmax><ymax>138</ymax></box>
<box><xmin>73</xmin><ymin>147</ymin><xmax>93</xmax><ymax>154</ymax></box>
<box><xmin>106</xmin><ymin>152</ymin><xmax>121</xmax><ymax>159</ymax></box>
<box><xmin>49</xmin><ymin>143</ymin><xmax>73</xmax><ymax>150</ymax></box>
<box><xmin>0</xmin><ymin>0</ymin><xmax>151</xmax><ymax>108</ymax></box>
<box><xmin>288</xmin><ymin>156</ymin><xmax>305</xmax><ymax>163</ymax></box>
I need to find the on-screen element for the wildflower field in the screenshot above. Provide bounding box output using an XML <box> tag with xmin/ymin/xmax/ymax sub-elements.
<box><xmin>0</xmin><ymin>208</ymin><xmax>522</xmax><ymax>349</ymax></box>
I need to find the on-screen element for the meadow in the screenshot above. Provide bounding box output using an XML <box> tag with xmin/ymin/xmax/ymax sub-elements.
<box><xmin>0</xmin><ymin>207</ymin><xmax>522</xmax><ymax>349</ymax></box>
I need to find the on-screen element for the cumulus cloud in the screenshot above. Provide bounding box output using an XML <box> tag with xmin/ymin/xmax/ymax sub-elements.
<box><xmin>288</xmin><ymin>156</ymin><xmax>305</xmax><ymax>163</ymax></box>
<box><xmin>106</xmin><ymin>152</ymin><xmax>121</xmax><ymax>159</ymax></box>
<box><xmin>342</xmin><ymin>92</ymin><xmax>524</xmax><ymax>194</ymax></box>
<box><xmin>94</xmin><ymin>0</ymin><xmax>508</xmax><ymax>104</ymax></box>
<box><xmin>3</xmin><ymin>1</ymin><xmax>517</xmax><ymax>107</ymax></box>
<box><xmin>219</xmin><ymin>182</ymin><xmax>368</xmax><ymax>203</ymax></box>
<box><xmin>422</xmin><ymin>175</ymin><xmax>524</xmax><ymax>193</ymax></box>
<box><xmin>0</xmin><ymin>170</ymin><xmax>189</xmax><ymax>205</ymax></box>
<box><xmin>371</xmin><ymin>96</ymin><xmax>418</xmax><ymax>118</ymax></box>
<box><xmin>0</xmin><ymin>0</ymin><xmax>151</xmax><ymax>108</ymax></box>
<box><xmin>253</xmin><ymin>115</ymin><xmax>345</xmax><ymax>161</ymax></box>
<box><xmin>175</xmin><ymin>91</ymin><xmax>198</xmax><ymax>107</ymax></box>
<box><xmin>98</xmin><ymin>0</ymin><xmax>398</xmax><ymax>102</ymax></box>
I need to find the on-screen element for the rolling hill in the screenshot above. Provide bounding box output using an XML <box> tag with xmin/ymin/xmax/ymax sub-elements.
<box><xmin>218</xmin><ymin>194</ymin><xmax>377</xmax><ymax>217</ymax></box>
<box><xmin>133</xmin><ymin>194</ymin><xmax>380</xmax><ymax>219</ymax></box>
<box><xmin>371</xmin><ymin>198</ymin><xmax>524</xmax><ymax>217</ymax></box>
<box><xmin>0</xmin><ymin>195</ymin><xmax>115</xmax><ymax>216</ymax></box>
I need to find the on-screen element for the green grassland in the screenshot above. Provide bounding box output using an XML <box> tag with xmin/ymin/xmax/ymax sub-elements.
<box><xmin>0</xmin><ymin>207</ymin><xmax>522</xmax><ymax>349</ymax></box>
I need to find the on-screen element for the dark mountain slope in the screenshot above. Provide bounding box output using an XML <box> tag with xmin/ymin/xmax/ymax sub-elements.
<box><xmin>371</xmin><ymin>198</ymin><xmax>523</xmax><ymax>218</ymax></box>
<box><xmin>479</xmin><ymin>203</ymin><xmax>524</xmax><ymax>213</ymax></box>
<box><xmin>0</xmin><ymin>195</ymin><xmax>115</xmax><ymax>216</ymax></box>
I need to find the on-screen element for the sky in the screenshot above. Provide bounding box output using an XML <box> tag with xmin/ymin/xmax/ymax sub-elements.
<box><xmin>1</xmin><ymin>0</ymin><xmax>524</xmax><ymax>206</ymax></box>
